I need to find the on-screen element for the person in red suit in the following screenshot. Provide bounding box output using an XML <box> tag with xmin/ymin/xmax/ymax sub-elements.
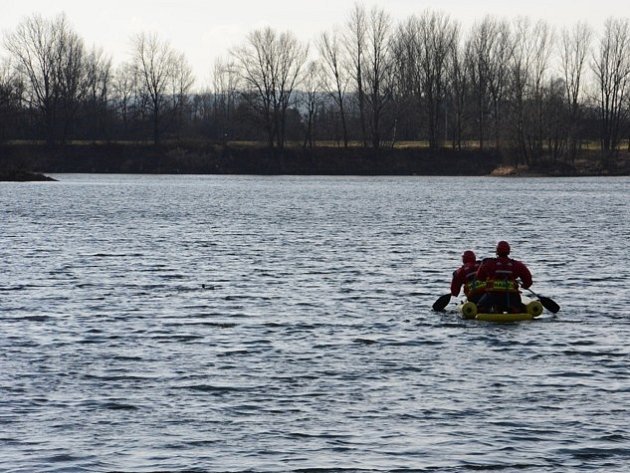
<box><xmin>476</xmin><ymin>241</ymin><xmax>533</xmax><ymax>313</ymax></box>
<box><xmin>451</xmin><ymin>250</ymin><xmax>485</xmax><ymax>304</ymax></box>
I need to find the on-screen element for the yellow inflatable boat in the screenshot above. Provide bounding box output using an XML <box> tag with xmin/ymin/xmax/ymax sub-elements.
<box><xmin>458</xmin><ymin>299</ymin><xmax>544</xmax><ymax>322</ymax></box>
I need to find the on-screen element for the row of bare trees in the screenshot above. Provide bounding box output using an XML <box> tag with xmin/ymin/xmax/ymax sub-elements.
<box><xmin>2</xmin><ymin>7</ymin><xmax>630</xmax><ymax>167</ymax></box>
<box><xmin>2</xmin><ymin>14</ymin><xmax>109</xmax><ymax>145</ymax></box>
<box><xmin>1</xmin><ymin>13</ymin><xmax>193</xmax><ymax>145</ymax></box>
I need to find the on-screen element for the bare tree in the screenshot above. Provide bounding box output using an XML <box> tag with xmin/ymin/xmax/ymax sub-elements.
<box><xmin>560</xmin><ymin>22</ymin><xmax>592</xmax><ymax>162</ymax></box>
<box><xmin>528</xmin><ymin>20</ymin><xmax>554</xmax><ymax>161</ymax></box>
<box><xmin>345</xmin><ymin>3</ymin><xmax>368</xmax><ymax>146</ymax></box>
<box><xmin>132</xmin><ymin>32</ymin><xmax>191</xmax><ymax>144</ymax></box>
<box><xmin>448</xmin><ymin>39</ymin><xmax>469</xmax><ymax>150</ymax></box>
<box><xmin>167</xmin><ymin>51</ymin><xmax>194</xmax><ymax>140</ymax></box>
<box><xmin>407</xmin><ymin>11</ymin><xmax>459</xmax><ymax>150</ymax></box>
<box><xmin>276</xmin><ymin>32</ymin><xmax>309</xmax><ymax>148</ymax></box>
<box><xmin>232</xmin><ymin>27</ymin><xmax>308</xmax><ymax>148</ymax></box>
<box><xmin>507</xmin><ymin>18</ymin><xmax>554</xmax><ymax>164</ymax></box>
<box><xmin>362</xmin><ymin>6</ymin><xmax>393</xmax><ymax>149</ymax></box>
<box><xmin>592</xmin><ymin>17</ymin><xmax>630</xmax><ymax>164</ymax></box>
<box><xmin>301</xmin><ymin>61</ymin><xmax>322</xmax><ymax>148</ymax></box>
<box><xmin>543</xmin><ymin>76</ymin><xmax>567</xmax><ymax>160</ymax></box>
<box><xmin>318</xmin><ymin>28</ymin><xmax>350</xmax><ymax>147</ymax></box>
<box><xmin>211</xmin><ymin>57</ymin><xmax>240</xmax><ymax>143</ymax></box>
<box><xmin>4</xmin><ymin>14</ymin><xmax>56</xmax><ymax>144</ymax></box>
<box><xmin>388</xmin><ymin>25</ymin><xmax>414</xmax><ymax>147</ymax></box>
<box><xmin>54</xmin><ymin>20</ymin><xmax>86</xmax><ymax>143</ymax></box>
<box><xmin>232</xmin><ymin>29</ymin><xmax>278</xmax><ymax>147</ymax></box>
<box><xmin>465</xmin><ymin>17</ymin><xmax>495</xmax><ymax>151</ymax></box>
<box><xmin>81</xmin><ymin>47</ymin><xmax>112</xmax><ymax>141</ymax></box>
<box><xmin>111</xmin><ymin>62</ymin><xmax>138</xmax><ymax>139</ymax></box>
<box><xmin>84</xmin><ymin>48</ymin><xmax>111</xmax><ymax>110</ymax></box>
<box><xmin>508</xmin><ymin>17</ymin><xmax>532</xmax><ymax>164</ymax></box>
<box><xmin>4</xmin><ymin>13</ymin><xmax>86</xmax><ymax>145</ymax></box>
<box><xmin>466</xmin><ymin>17</ymin><xmax>516</xmax><ymax>152</ymax></box>
<box><xmin>486</xmin><ymin>20</ymin><xmax>512</xmax><ymax>151</ymax></box>
<box><xmin>0</xmin><ymin>59</ymin><xmax>24</xmax><ymax>142</ymax></box>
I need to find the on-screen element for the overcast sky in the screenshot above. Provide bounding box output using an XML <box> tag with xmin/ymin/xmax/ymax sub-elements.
<box><xmin>2</xmin><ymin>0</ymin><xmax>628</xmax><ymax>85</ymax></box>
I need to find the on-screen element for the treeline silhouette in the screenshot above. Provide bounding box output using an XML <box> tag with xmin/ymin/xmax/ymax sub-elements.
<box><xmin>1</xmin><ymin>6</ymin><xmax>629</xmax><ymax>170</ymax></box>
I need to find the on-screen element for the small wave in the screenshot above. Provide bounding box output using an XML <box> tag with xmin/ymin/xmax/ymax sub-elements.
<box><xmin>557</xmin><ymin>446</ymin><xmax>630</xmax><ymax>461</ymax></box>
<box><xmin>216</xmin><ymin>349</ymin><xmax>251</xmax><ymax>357</ymax></box>
<box><xmin>178</xmin><ymin>384</ymin><xmax>256</xmax><ymax>393</ymax></box>
<box><xmin>112</xmin><ymin>355</ymin><xmax>144</xmax><ymax>361</ymax></box>
<box><xmin>562</xmin><ymin>349</ymin><xmax>628</xmax><ymax>358</ymax></box>
<box><xmin>7</xmin><ymin>315</ymin><xmax>52</xmax><ymax>322</ymax></box>
<box><xmin>596</xmin><ymin>433</ymin><xmax>628</xmax><ymax>442</ymax></box>
<box><xmin>458</xmin><ymin>461</ymin><xmax>544</xmax><ymax>471</ymax></box>
<box><xmin>91</xmin><ymin>253</ymin><xmax>144</xmax><ymax>258</ymax></box>
<box><xmin>82</xmin><ymin>374</ymin><xmax>159</xmax><ymax>382</ymax></box>
<box><xmin>101</xmin><ymin>402</ymin><xmax>139</xmax><ymax>411</ymax></box>
<box><xmin>0</xmin><ymin>284</ymin><xmax>31</xmax><ymax>291</ymax></box>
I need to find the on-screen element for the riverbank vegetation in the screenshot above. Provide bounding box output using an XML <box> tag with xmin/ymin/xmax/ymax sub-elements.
<box><xmin>2</xmin><ymin>6</ymin><xmax>630</xmax><ymax>176</ymax></box>
<box><xmin>3</xmin><ymin>141</ymin><xmax>627</xmax><ymax>180</ymax></box>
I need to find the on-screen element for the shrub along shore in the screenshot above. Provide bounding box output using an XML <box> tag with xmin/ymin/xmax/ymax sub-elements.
<box><xmin>1</xmin><ymin>142</ymin><xmax>628</xmax><ymax>181</ymax></box>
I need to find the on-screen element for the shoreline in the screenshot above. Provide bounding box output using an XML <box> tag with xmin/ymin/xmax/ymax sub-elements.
<box><xmin>0</xmin><ymin>168</ymin><xmax>56</xmax><ymax>182</ymax></box>
<box><xmin>1</xmin><ymin>143</ymin><xmax>629</xmax><ymax>181</ymax></box>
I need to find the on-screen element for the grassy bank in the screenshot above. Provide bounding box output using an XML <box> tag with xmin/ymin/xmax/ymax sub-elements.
<box><xmin>1</xmin><ymin>142</ymin><xmax>501</xmax><ymax>178</ymax></box>
<box><xmin>1</xmin><ymin>142</ymin><xmax>628</xmax><ymax>180</ymax></box>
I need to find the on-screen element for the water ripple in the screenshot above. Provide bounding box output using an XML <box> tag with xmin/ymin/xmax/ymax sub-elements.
<box><xmin>1</xmin><ymin>175</ymin><xmax>629</xmax><ymax>472</ymax></box>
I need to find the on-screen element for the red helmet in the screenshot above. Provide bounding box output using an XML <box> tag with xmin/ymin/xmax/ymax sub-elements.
<box><xmin>462</xmin><ymin>250</ymin><xmax>476</xmax><ymax>263</ymax></box>
<box><xmin>496</xmin><ymin>240</ymin><xmax>511</xmax><ymax>256</ymax></box>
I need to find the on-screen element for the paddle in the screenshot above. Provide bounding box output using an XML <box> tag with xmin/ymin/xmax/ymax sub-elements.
<box><xmin>526</xmin><ymin>289</ymin><xmax>560</xmax><ymax>314</ymax></box>
<box><xmin>432</xmin><ymin>293</ymin><xmax>451</xmax><ymax>311</ymax></box>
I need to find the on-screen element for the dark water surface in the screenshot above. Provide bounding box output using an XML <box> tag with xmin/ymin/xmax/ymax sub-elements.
<box><xmin>1</xmin><ymin>175</ymin><xmax>629</xmax><ymax>472</ymax></box>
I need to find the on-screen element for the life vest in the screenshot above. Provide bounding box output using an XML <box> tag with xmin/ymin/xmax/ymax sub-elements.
<box><xmin>485</xmin><ymin>258</ymin><xmax>519</xmax><ymax>293</ymax></box>
<box><xmin>462</xmin><ymin>262</ymin><xmax>485</xmax><ymax>296</ymax></box>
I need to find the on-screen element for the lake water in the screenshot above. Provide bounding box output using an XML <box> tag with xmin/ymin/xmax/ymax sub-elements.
<box><xmin>1</xmin><ymin>174</ymin><xmax>629</xmax><ymax>472</ymax></box>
